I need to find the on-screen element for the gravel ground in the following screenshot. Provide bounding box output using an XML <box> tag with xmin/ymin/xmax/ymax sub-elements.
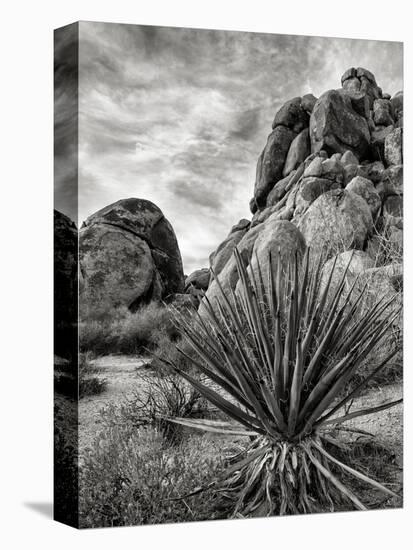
<box><xmin>77</xmin><ymin>355</ymin><xmax>402</xmax><ymax>466</ymax></box>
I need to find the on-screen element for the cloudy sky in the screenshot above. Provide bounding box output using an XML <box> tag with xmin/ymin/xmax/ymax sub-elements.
<box><xmin>55</xmin><ymin>22</ymin><xmax>402</xmax><ymax>273</ymax></box>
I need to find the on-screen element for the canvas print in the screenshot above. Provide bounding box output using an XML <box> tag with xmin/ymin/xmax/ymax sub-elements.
<box><xmin>54</xmin><ymin>21</ymin><xmax>403</xmax><ymax>529</ymax></box>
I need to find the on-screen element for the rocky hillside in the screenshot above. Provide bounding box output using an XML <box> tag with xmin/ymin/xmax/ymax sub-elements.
<box><xmin>199</xmin><ymin>67</ymin><xmax>402</xmax><ymax>312</ymax></box>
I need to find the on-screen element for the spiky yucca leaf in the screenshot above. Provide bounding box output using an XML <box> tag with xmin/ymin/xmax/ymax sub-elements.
<box><xmin>166</xmin><ymin>247</ymin><xmax>402</xmax><ymax>515</ymax></box>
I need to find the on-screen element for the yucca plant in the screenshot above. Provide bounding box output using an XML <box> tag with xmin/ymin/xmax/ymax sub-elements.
<box><xmin>162</xmin><ymin>247</ymin><xmax>402</xmax><ymax>516</ymax></box>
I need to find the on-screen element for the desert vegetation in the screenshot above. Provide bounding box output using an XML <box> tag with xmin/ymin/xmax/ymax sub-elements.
<box><xmin>77</xmin><ymin>248</ymin><xmax>402</xmax><ymax>525</ymax></box>
<box><xmin>79</xmin><ymin>427</ymin><xmax>225</xmax><ymax>527</ymax></box>
<box><xmin>79</xmin><ymin>302</ymin><xmax>180</xmax><ymax>356</ymax></box>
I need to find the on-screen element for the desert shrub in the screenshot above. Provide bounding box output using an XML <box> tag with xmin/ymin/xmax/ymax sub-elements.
<box><xmin>80</xmin><ymin>301</ymin><xmax>119</xmax><ymax>324</ymax></box>
<box><xmin>167</xmin><ymin>248</ymin><xmax>402</xmax><ymax>516</ymax></box>
<box><xmin>79</xmin><ymin>426</ymin><xmax>225</xmax><ymax>528</ymax></box>
<box><xmin>78</xmin><ymin>319</ymin><xmax>115</xmax><ymax>355</ymax></box>
<box><xmin>114</xmin><ymin>303</ymin><xmax>177</xmax><ymax>351</ymax></box>
<box><xmin>79</xmin><ymin>353</ymin><xmax>107</xmax><ymax>398</ymax></box>
<box><xmin>79</xmin><ymin>303</ymin><xmax>184</xmax><ymax>356</ymax></box>
<box><xmin>54</xmin><ymin>399</ymin><xmax>78</xmax><ymax>526</ymax></box>
<box><xmin>79</xmin><ymin>306</ymin><xmax>129</xmax><ymax>354</ymax></box>
<box><xmin>100</xmin><ymin>370</ymin><xmax>209</xmax><ymax>444</ymax></box>
<box><xmin>150</xmin><ymin>329</ymin><xmax>194</xmax><ymax>373</ymax></box>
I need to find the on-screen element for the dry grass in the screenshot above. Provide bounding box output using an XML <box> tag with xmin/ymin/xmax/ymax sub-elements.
<box><xmin>370</xmin><ymin>217</ymin><xmax>402</xmax><ymax>268</ymax></box>
<box><xmin>79</xmin><ymin>426</ymin><xmax>226</xmax><ymax>528</ymax></box>
<box><xmin>79</xmin><ymin>302</ymin><xmax>192</xmax><ymax>358</ymax></box>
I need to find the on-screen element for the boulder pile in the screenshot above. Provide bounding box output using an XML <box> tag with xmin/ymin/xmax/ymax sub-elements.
<box><xmin>70</xmin><ymin>68</ymin><xmax>402</xmax><ymax>321</ymax></box>
<box><xmin>203</xmin><ymin>67</ymin><xmax>402</xmax><ymax>315</ymax></box>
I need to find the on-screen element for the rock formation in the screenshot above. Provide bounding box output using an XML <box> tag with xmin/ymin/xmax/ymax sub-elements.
<box><xmin>185</xmin><ymin>268</ymin><xmax>210</xmax><ymax>292</ymax></box>
<box><xmin>202</xmin><ymin>68</ymin><xmax>403</xmax><ymax>317</ymax></box>
<box><xmin>203</xmin><ymin>219</ymin><xmax>306</xmax><ymax>313</ymax></box>
<box><xmin>209</xmin><ymin>218</ymin><xmax>251</xmax><ymax>276</ymax></box>
<box><xmin>181</xmin><ymin>267</ymin><xmax>210</xmax><ymax>306</ymax></box>
<box><xmin>79</xmin><ymin>198</ymin><xmax>184</xmax><ymax>315</ymax></box>
<box><xmin>70</xmin><ymin>67</ymin><xmax>401</xmax><ymax>330</ymax></box>
<box><xmin>310</xmin><ymin>90</ymin><xmax>371</xmax><ymax>159</ymax></box>
<box><xmin>54</xmin><ymin>210</ymin><xmax>78</xmax><ymax>358</ymax></box>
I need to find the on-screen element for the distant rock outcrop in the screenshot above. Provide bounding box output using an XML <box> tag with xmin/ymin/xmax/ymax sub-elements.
<box><xmin>185</xmin><ymin>268</ymin><xmax>210</xmax><ymax>291</ymax></box>
<box><xmin>182</xmin><ymin>267</ymin><xmax>210</xmax><ymax>305</ymax></box>
<box><xmin>79</xmin><ymin>198</ymin><xmax>184</xmax><ymax>314</ymax></box>
<box><xmin>201</xmin><ymin>68</ymin><xmax>403</xmax><ymax>315</ymax></box>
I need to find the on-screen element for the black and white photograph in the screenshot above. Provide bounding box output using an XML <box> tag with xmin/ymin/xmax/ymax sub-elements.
<box><xmin>53</xmin><ymin>20</ymin><xmax>404</xmax><ymax>529</ymax></box>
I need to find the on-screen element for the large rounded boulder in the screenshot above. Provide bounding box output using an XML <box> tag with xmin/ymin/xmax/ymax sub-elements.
<box><xmin>253</xmin><ymin>126</ymin><xmax>297</xmax><ymax>208</ymax></box>
<box><xmin>346</xmin><ymin>175</ymin><xmax>381</xmax><ymax>217</ymax></box>
<box><xmin>384</xmin><ymin>128</ymin><xmax>403</xmax><ymax>166</ymax></box>
<box><xmin>209</xmin><ymin>219</ymin><xmax>250</xmax><ymax>276</ymax></box>
<box><xmin>247</xmin><ymin>219</ymin><xmax>306</xmax><ymax>285</ymax></box>
<box><xmin>272</xmin><ymin>97</ymin><xmax>309</xmax><ymax>133</ymax></box>
<box><xmin>321</xmin><ymin>250</ymin><xmax>375</xmax><ymax>293</ymax></box>
<box><xmin>79</xmin><ymin>198</ymin><xmax>184</xmax><ymax>314</ymax></box>
<box><xmin>296</xmin><ymin>189</ymin><xmax>373</xmax><ymax>257</ymax></box>
<box><xmin>356</xmin><ymin>264</ymin><xmax>402</xmax><ymax>311</ymax></box>
<box><xmin>341</xmin><ymin>67</ymin><xmax>382</xmax><ymax>109</ymax></box>
<box><xmin>309</xmin><ymin>89</ymin><xmax>371</xmax><ymax>160</ymax></box>
<box><xmin>283</xmin><ymin>129</ymin><xmax>311</xmax><ymax>177</ymax></box>
<box><xmin>201</xmin><ymin>219</ymin><xmax>305</xmax><ymax>314</ymax></box>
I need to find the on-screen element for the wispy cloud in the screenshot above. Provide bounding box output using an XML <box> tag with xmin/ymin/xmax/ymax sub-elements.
<box><xmin>55</xmin><ymin>22</ymin><xmax>402</xmax><ymax>273</ymax></box>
